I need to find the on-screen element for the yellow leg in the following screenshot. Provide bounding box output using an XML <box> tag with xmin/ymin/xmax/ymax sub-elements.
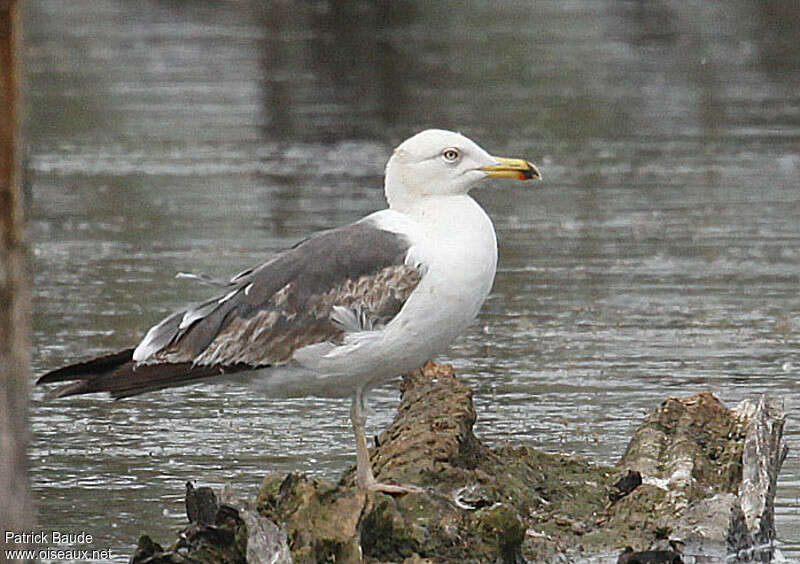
<box><xmin>350</xmin><ymin>389</ymin><xmax>424</xmax><ymax>494</ymax></box>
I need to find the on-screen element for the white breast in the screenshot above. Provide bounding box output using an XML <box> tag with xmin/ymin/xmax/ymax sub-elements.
<box><xmin>400</xmin><ymin>194</ymin><xmax>498</xmax><ymax>340</ymax></box>
<box><xmin>293</xmin><ymin>196</ymin><xmax>496</xmax><ymax>390</ymax></box>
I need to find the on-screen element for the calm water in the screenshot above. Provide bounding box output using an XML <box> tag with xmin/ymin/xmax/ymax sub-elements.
<box><xmin>25</xmin><ymin>0</ymin><xmax>800</xmax><ymax>561</ymax></box>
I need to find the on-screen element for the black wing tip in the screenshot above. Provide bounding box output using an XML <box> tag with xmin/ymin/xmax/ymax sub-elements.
<box><xmin>36</xmin><ymin>348</ymin><xmax>136</xmax><ymax>386</ymax></box>
<box><xmin>41</xmin><ymin>382</ymin><xmax>100</xmax><ymax>400</ymax></box>
<box><xmin>38</xmin><ymin>355</ymin><xmax>258</xmax><ymax>401</ymax></box>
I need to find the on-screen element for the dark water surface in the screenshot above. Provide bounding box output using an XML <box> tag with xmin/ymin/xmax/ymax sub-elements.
<box><xmin>25</xmin><ymin>0</ymin><xmax>800</xmax><ymax>561</ymax></box>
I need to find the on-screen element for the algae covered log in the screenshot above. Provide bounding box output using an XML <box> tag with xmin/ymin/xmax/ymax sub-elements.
<box><xmin>605</xmin><ymin>392</ymin><xmax>786</xmax><ymax>562</ymax></box>
<box><xmin>131</xmin><ymin>362</ymin><xmax>787</xmax><ymax>563</ymax></box>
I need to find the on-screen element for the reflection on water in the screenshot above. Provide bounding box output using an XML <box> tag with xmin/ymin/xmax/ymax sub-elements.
<box><xmin>26</xmin><ymin>0</ymin><xmax>800</xmax><ymax>561</ymax></box>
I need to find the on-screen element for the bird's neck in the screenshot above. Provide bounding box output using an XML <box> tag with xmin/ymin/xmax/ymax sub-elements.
<box><xmin>390</xmin><ymin>193</ymin><xmax>495</xmax><ymax>245</ymax></box>
<box><xmin>384</xmin><ymin>177</ymin><xmax>417</xmax><ymax>214</ymax></box>
<box><xmin>388</xmin><ymin>191</ymin><xmax>462</xmax><ymax>218</ymax></box>
<box><xmin>385</xmin><ymin>176</ymin><xmax>468</xmax><ymax>216</ymax></box>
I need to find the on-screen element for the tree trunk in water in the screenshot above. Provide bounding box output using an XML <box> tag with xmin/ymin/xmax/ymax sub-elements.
<box><xmin>0</xmin><ymin>0</ymin><xmax>35</xmax><ymax>556</ymax></box>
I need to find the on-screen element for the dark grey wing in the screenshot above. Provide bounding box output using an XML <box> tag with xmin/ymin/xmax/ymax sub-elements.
<box><xmin>136</xmin><ymin>219</ymin><xmax>422</xmax><ymax>367</ymax></box>
<box><xmin>37</xmin><ymin>220</ymin><xmax>422</xmax><ymax>399</ymax></box>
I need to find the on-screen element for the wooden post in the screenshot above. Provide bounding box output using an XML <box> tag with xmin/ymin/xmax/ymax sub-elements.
<box><xmin>0</xmin><ymin>0</ymin><xmax>35</xmax><ymax>557</ymax></box>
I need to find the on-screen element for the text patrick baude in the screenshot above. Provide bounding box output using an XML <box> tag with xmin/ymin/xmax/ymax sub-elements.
<box><xmin>4</xmin><ymin>531</ymin><xmax>113</xmax><ymax>561</ymax></box>
<box><xmin>6</xmin><ymin>530</ymin><xmax>93</xmax><ymax>544</ymax></box>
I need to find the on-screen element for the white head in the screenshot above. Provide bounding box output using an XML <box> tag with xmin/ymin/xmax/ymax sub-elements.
<box><xmin>384</xmin><ymin>129</ymin><xmax>540</xmax><ymax>212</ymax></box>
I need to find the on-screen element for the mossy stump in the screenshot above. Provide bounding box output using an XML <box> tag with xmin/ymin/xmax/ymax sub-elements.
<box><xmin>131</xmin><ymin>362</ymin><xmax>786</xmax><ymax>563</ymax></box>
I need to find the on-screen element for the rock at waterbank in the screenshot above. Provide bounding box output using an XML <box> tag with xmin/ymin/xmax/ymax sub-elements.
<box><xmin>130</xmin><ymin>362</ymin><xmax>787</xmax><ymax>563</ymax></box>
<box><xmin>129</xmin><ymin>482</ymin><xmax>291</xmax><ymax>564</ymax></box>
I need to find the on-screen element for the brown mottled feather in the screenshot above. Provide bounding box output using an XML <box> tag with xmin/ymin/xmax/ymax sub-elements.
<box><xmin>183</xmin><ymin>264</ymin><xmax>421</xmax><ymax>366</ymax></box>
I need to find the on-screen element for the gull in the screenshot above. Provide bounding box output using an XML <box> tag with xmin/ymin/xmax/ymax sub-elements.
<box><xmin>38</xmin><ymin>129</ymin><xmax>541</xmax><ymax>493</ymax></box>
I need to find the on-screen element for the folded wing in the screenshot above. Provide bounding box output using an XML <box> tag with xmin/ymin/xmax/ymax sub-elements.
<box><xmin>38</xmin><ymin>218</ymin><xmax>422</xmax><ymax>399</ymax></box>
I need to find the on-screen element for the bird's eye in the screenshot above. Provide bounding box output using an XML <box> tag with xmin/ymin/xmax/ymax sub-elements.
<box><xmin>442</xmin><ymin>148</ymin><xmax>460</xmax><ymax>163</ymax></box>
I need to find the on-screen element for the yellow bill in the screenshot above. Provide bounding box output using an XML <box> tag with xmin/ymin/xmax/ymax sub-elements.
<box><xmin>481</xmin><ymin>157</ymin><xmax>541</xmax><ymax>181</ymax></box>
